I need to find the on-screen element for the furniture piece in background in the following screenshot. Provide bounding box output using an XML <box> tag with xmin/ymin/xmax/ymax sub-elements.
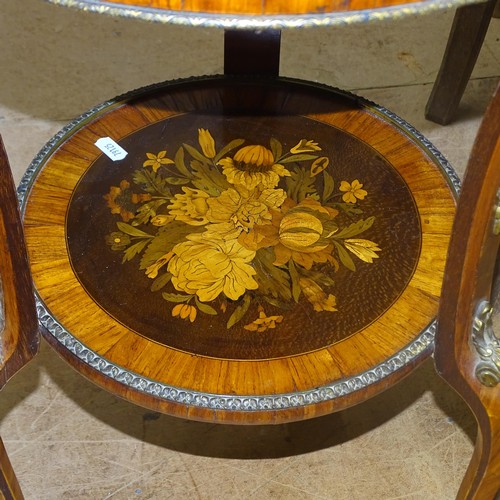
<box><xmin>0</xmin><ymin>136</ymin><xmax>39</xmax><ymax>500</ymax></box>
<box><xmin>435</xmin><ymin>84</ymin><xmax>500</xmax><ymax>499</ymax></box>
<box><xmin>426</xmin><ymin>0</ymin><xmax>499</xmax><ymax>124</ymax></box>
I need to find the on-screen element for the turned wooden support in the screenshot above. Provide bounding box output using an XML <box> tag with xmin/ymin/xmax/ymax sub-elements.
<box><xmin>224</xmin><ymin>30</ymin><xmax>281</xmax><ymax>76</ymax></box>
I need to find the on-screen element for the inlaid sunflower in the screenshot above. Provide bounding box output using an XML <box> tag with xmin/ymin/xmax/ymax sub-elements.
<box><xmin>219</xmin><ymin>145</ymin><xmax>291</xmax><ymax>190</ymax></box>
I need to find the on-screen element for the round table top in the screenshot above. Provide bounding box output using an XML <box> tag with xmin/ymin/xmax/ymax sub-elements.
<box><xmin>45</xmin><ymin>0</ymin><xmax>482</xmax><ymax>28</ymax></box>
<box><xmin>20</xmin><ymin>76</ymin><xmax>457</xmax><ymax>423</ymax></box>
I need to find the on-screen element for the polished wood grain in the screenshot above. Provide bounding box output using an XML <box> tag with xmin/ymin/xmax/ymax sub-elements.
<box><xmin>435</xmin><ymin>84</ymin><xmax>500</xmax><ymax>498</ymax></box>
<box><xmin>0</xmin><ymin>136</ymin><xmax>40</xmax><ymax>500</ymax></box>
<box><xmin>99</xmin><ymin>0</ymin><xmax>428</xmax><ymax>14</ymax></box>
<box><xmin>23</xmin><ymin>77</ymin><xmax>456</xmax><ymax>423</ymax></box>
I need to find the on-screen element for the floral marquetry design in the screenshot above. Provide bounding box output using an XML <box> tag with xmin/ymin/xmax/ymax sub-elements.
<box><xmin>63</xmin><ymin>108</ymin><xmax>423</xmax><ymax>361</ymax></box>
<box><xmin>21</xmin><ymin>78</ymin><xmax>457</xmax><ymax>421</ymax></box>
<box><xmin>103</xmin><ymin>128</ymin><xmax>382</xmax><ymax>331</ymax></box>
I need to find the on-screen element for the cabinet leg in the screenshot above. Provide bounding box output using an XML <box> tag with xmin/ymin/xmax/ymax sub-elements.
<box><xmin>0</xmin><ymin>437</ymin><xmax>24</xmax><ymax>500</ymax></box>
<box><xmin>425</xmin><ymin>0</ymin><xmax>496</xmax><ymax>125</ymax></box>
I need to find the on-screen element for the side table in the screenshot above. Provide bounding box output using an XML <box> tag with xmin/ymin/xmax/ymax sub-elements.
<box><xmin>20</xmin><ymin>74</ymin><xmax>457</xmax><ymax>423</ymax></box>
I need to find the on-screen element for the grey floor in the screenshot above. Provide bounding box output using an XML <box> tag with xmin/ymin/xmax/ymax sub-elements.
<box><xmin>0</xmin><ymin>1</ymin><xmax>499</xmax><ymax>498</ymax></box>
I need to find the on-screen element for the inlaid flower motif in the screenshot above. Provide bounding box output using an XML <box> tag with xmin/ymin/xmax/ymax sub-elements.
<box><xmin>105</xmin><ymin>231</ymin><xmax>131</xmax><ymax>250</ymax></box>
<box><xmin>240</xmin><ymin>197</ymin><xmax>339</xmax><ymax>270</ymax></box>
<box><xmin>290</xmin><ymin>139</ymin><xmax>321</xmax><ymax>154</ymax></box>
<box><xmin>105</xmin><ymin>128</ymin><xmax>382</xmax><ymax>331</ymax></box>
<box><xmin>168</xmin><ymin>234</ymin><xmax>258</xmax><ymax>302</ymax></box>
<box><xmin>150</xmin><ymin>214</ymin><xmax>174</xmax><ymax>227</ymax></box>
<box><xmin>279</xmin><ymin>211</ymin><xmax>325</xmax><ymax>252</ymax></box>
<box><xmin>172</xmin><ymin>303</ymin><xmax>197</xmax><ymax>323</ymax></box>
<box><xmin>104</xmin><ymin>180</ymin><xmax>152</xmax><ymax>222</ymax></box>
<box><xmin>146</xmin><ymin>252</ymin><xmax>173</xmax><ymax>279</ymax></box>
<box><xmin>339</xmin><ymin>180</ymin><xmax>368</xmax><ymax>204</ymax></box>
<box><xmin>344</xmin><ymin>239</ymin><xmax>381</xmax><ymax>263</ymax></box>
<box><xmin>299</xmin><ymin>277</ymin><xmax>337</xmax><ymax>312</ymax></box>
<box><xmin>310</xmin><ymin>157</ymin><xmax>329</xmax><ymax>177</ymax></box>
<box><xmin>219</xmin><ymin>145</ymin><xmax>291</xmax><ymax>190</ymax></box>
<box><xmin>168</xmin><ymin>187</ymin><xmax>211</xmax><ymax>226</ymax></box>
<box><xmin>142</xmin><ymin>150</ymin><xmax>175</xmax><ymax>172</ymax></box>
<box><xmin>207</xmin><ymin>186</ymin><xmax>286</xmax><ymax>234</ymax></box>
<box><xmin>243</xmin><ymin>306</ymin><xmax>283</xmax><ymax>332</ymax></box>
<box><xmin>198</xmin><ymin>128</ymin><xmax>216</xmax><ymax>159</ymax></box>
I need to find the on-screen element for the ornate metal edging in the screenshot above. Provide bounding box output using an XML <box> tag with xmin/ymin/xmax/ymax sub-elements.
<box><xmin>493</xmin><ymin>189</ymin><xmax>500</xmax><ymax>236</ymax></box>
<box><xmin>36</xmin><ymin>298</ymin><xmax>435</xmax><ymax>410</ymax></box>
<box><xmin>472</xmin><ymin>300</ymin><xmax>500</xmax><ymax>387</ymax></box>
<box><xmin>45</xmin><ymin>0</ymin><xmax>485</xmax><ymax>29</ymax></box>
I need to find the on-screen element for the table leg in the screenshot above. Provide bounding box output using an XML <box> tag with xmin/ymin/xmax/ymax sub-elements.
<box><xmin>425</xmin><ymin>0</ymin><xmax>496</xmax><ymax>125</ymax></box>
<box><xmin>0</xmin><ymin>437</ymin><xmax>24</xmax><ymax>500</ymax></box>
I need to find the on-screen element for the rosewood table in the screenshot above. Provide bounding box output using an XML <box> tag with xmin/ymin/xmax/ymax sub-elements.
<box><xmin>18</xmin><ymin>0</ymin><xmax>473</xmax><ymax>425</ymax></box>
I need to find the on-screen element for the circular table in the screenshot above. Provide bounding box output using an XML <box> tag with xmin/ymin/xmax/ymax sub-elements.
<box><xmin>19</xmin><ymin>76</ymin><xmax>457</xmax><ymax>423</ymax></box>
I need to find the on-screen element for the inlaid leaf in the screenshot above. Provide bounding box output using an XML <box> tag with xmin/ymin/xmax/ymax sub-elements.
<box><xmin>227</xmin><ymin>294</ymin><xmax>251</xmax><ymax>329</ymax></box>
<box><xmin>195</xmin><ymin>298</ymin><xmax>218</xmax><ymax>316</ymax></box>
<box><xmin>122</xmin><ymin>239</ymin><xmax>150</xmax><ymax>263</ymax></box>
<box><xmin>333</xmin><ymin>217</ymin><xmax>375</xmax><ymax>239</ymax></box>
<box><xmin>133</xmin><ymin>169</ymin><xmax>172</xmax><ymax>197</ymax></box>
<box><xmin>165</xmin><ymin>177</ymin><xmax>192</xmax><ymax>185</ymax></box>
<box><xmin>151</xmin><ymin>272</ymin><xmax>172</xmax><ymax>292</ymax></box>
<box><xmin>191</xmin><ymin>160</ymin><xmax>230</xmax><ymax>196</ymax></box>
<box><xmin>322</xmin><ymin>170</ymin><xmax>335</xmax><ymax>202</ymax></box>
<box><xmin>174</xmin><ymin>146</ymin><xmax>193</xmax><ymax>178</ymax></box>
<box><xmin>335</xmin><ymin>202</ymin><xmax>363</xmax><ymax>215</ymax></box>
<box><xmin>133</xmin><ymin>199</ymin><xmax>168</xmax><ymax>226</ymax></box>
<box><xmin>214</xmin><ymin>138</ymin><xmax>245</xmax><ymax>164</ymax></box>
<box><xmin>183</xmin><ymin>143</ymin><xmax>209</xmax><ymax>164</ymax></box>
<box><xmin>288</xmin><ymin>260</ymin><xmax>301</xmax><ymax>302</ymax></box>
<box><xmin>162</xmin><ymin>292</ymin><xmax>191</xmax><ymax>303</ymax></box>
<box><xmin>270</xmin><ymin>138</ymin><xmax>282</xmax><ymax>162</ymax></box>
<box><xmin>263</xmin><ymin>296</ymin><xmax>291</xmax><ymax>309</ymax></box>
<box><xmin>117</xmin><ymin>222</ymin><xmax>154</xmax><ymax>238</ymax></box>
<box><xmin>139</xmin><ymin>222</ymin><xmax>203</xmax><ymax>269</ymax></box>
<box><xmin>280</xmin><ymin>154</ymin><xmax>318</xmax><ymax>164</ymax></box>
<box><xmin>253</xmin><ymin>249</ymin><xmax>292</xmax><ymax>301</ymax></box>
<box><xmin>286</xmin><ymin>166</ymin><xmax>318</xmax><ymax>203</ymax></box>
<box><xmin>303</xmin><ymin>269</ymin><xmax>335</xmax><ymax>288</ymax></box>
<box><xmin>333</xmin><ymin>241</ymin><xmax>356</xmax><ymax>272</ymax></box>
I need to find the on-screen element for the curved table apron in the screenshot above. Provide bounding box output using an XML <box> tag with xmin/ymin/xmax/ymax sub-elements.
<box><xmin>20</xmin><ymin>77</ymin><xmax>458</xmax><ymax>424</ymax></box>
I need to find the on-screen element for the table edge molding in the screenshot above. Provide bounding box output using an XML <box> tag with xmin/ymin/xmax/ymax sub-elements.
<box><xmin>44</xmin><ymin>0</ymin><xmax>485</xmax><ymax>28</ymax></box>
<box><xmin>36</xmin><ymin>297</ymin><xmax>436</xmax><ymax>410</ymax></box>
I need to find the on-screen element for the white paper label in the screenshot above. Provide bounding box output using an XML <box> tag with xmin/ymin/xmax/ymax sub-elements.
<box><xmin>95</xmin><ymin>137</ymin><xmax>128</xmax><ymax>161</ymax></box>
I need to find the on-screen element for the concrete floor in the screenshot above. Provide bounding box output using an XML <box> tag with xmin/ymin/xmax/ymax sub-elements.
<box><xmin>0</xmin><ymin>0</ymin><xmax>499</xmax><ymax>498</ymax></box>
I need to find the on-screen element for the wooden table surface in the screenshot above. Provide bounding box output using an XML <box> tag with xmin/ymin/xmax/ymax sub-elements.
<box><xmin>20</xmin><ymin>76</ymin><xmax>457</xmax><ymax>424</ymax></box>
